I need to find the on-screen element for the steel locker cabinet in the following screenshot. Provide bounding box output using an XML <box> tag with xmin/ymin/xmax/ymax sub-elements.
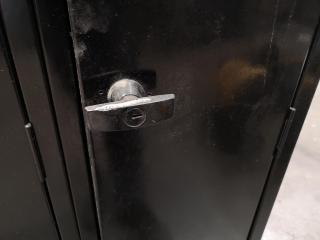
<box><xmin>29</xmin><ymin>0</ymin><xmax>320</xmax><ymax>240</ymax></box>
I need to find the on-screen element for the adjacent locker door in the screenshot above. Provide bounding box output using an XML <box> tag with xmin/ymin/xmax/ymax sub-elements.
<box><xmin>67</xmin><ymin>0</ymin><xmax>320</xmax><ymax>239</ymax></box>
<box><xmin>0</xmin><ymin>30</ymin><xmax>59</xmax><ymax>240</ymax></box>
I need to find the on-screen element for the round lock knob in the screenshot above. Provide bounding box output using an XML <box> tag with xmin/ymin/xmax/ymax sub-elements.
<box><xmin>107</xmin><ymin>79</ymin><xmax>146</xmax><ymax>102</ymax></box>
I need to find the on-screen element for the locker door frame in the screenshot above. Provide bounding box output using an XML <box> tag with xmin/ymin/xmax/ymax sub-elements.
<box><xmin>248</xmin><ymin>21</ymin><xmax>320</xmax><ymax>239</ymax></box>
<box><xmin>0</xmin><ymin>0</ymin><xmax>82</xmax><ymax>239</ymax></box>
<box><xmin>30</xmin><ymin>0</ymin><xmax>320</xmax><ymax>239</ymax></box>
<box><xmin>0</xmin><ymin>15</ymin><xmax>60</xmax><ymax>240</ymax></box>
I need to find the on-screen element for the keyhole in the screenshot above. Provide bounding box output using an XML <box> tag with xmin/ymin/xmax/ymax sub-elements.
<box><xmin>123</xmin><ymin>108</ymin><xmax>146</xmax><ymax>128</ymax></box>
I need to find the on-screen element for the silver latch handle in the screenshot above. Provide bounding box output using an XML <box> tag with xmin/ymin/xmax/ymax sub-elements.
<box><xmin>84</xmin><ymin>79</ymin><xmax>175</xmax><ymax>132</ymax></box>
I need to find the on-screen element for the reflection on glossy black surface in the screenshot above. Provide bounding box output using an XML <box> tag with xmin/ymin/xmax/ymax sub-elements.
<box><xmin>68</xmin><ymin>0</ymin><xmax>319</xmax><ymax>239</ymax></box>
<box><xmin>96</xmin><ymin>131</ymin><xmax>172</xmax><ymax>240</ymax></box>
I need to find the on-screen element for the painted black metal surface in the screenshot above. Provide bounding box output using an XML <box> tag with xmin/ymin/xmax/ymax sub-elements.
<box><xmin>32</xmin><ymin>0</ymin><xmax>100</xmax><ymax>239</ymax></box>
<box><xmin>66</xmin><ymin>0</ymin><xmax>320</xmax><ymax>239</ymax></box>
<box><xmin>249</xmin><ymin>21</ymin><xmax>320</xmax><ymax>240</ymax></box>
<box><xmin>0</xmin><ymin>0</ymin><xmax>80</xmax><ymax>239</ymax></box>
<box><xmin>0</xmin><ymin>22</ymin><xmax>59</xmax><ymax>240</ymax></box>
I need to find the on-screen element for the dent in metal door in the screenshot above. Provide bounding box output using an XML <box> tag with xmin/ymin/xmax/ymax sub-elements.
<box><xmin>67</xmin><ymin>0</ymin><xmax>320</xmax><ymax>239</ymax></box>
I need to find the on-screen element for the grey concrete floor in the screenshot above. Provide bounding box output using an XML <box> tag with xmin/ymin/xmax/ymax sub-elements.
<box><xmin>262</xmin><ymin>84</ymin><xmax>320</xmax><ymax>240</ymax></box>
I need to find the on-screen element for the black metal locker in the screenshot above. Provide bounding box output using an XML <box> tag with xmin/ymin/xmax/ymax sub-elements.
<box><xmin>0</xmin><ymin>0</ymin><xmax>319</xmax><ymax>239</ymax></box>
<box><xmin>65</xmin><ymin>0</ymin><xmax>320</xmax><ymax>239</ymax></box>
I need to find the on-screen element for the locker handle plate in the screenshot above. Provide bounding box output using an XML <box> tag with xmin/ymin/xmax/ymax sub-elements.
<box><xmin>84</xmin><ymin>79</ymin><xmax>175</xmax><ymax>132</ymax></box>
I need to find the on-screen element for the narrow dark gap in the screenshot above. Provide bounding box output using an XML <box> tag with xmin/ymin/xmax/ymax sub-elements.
<box><xmin>41</xmin><ymin>183</ymin><xmax>63</xmax><ymax>239</ymax></box>
<box><xmin>26</xmin><ymin>0</ymin><xmax>82</xmax><ymax>238</ymax></box>
<box><xmin>63</xmin><ymin>1</ymin><xmax>104</xmax><ymax>238</ymax></box>
<box><xmin>30</xmin><ymin>0</ymin><xmax>102</xmax><ymax>239</ymax></box>
<box><xmin>289</xmin><ymin>18</ymin><xmax>320</xmax><ymax>106</ymax></box>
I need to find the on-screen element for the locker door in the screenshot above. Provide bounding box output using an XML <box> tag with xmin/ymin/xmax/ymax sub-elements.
<box><xmin>66</xmin><ymin>0</ymin><xmax>320</xmax><ymax>239</ymax></box>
